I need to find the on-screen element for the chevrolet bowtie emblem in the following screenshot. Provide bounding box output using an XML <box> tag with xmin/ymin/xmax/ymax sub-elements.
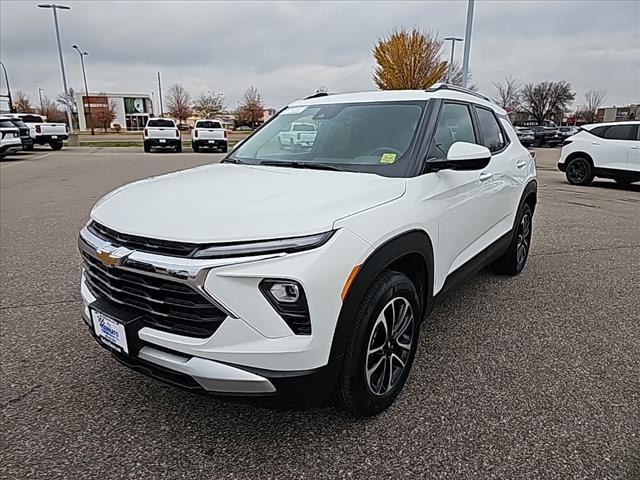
<box><xmin>96</xmin><ymin>245</ymin><xmax>132</xmax><ymax>267</ymax></box>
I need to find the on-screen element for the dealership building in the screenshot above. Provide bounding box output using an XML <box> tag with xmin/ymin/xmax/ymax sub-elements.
<box><xmin>75</xmin><ymin>92</ymin><xmax>154</xmax><ymax>131</ymax></box>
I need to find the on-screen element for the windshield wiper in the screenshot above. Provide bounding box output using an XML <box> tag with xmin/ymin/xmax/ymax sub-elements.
<box><xmin>259</xmin><ymin>160</ymin><xmax>342</xmax><ymax>171</ymax></box>
<box><xmin>222</xmin><ymin>158</ymin><xmax>245</xmax><ymax>164</ymax></box>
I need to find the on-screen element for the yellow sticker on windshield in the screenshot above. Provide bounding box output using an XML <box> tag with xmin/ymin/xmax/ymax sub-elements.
<box><xmin>380</xmin><ymin>153</ymin><xmax>397</xmax><ymax>164</ymax></box>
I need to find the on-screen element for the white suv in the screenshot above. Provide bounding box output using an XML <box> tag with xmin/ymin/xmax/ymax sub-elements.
<box><xmin>558</xmin><ymin>121</ymin><xmax>640</xmax><ymax>185</ymax></box>
<box><xmin>79</xmin><ymin>84</ymin><xmax>537</xmax><ymax>416</ymax></box>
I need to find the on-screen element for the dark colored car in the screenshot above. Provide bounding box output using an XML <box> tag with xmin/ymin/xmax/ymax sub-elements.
<box><xmin>515</xmin><ymin>127</ymin><xmax>535</xmax><ymax>147</ymax></box>
<box><xmin>5</xmin><ymin>118</ymin><xmax>34</xmax><ymax>150</ymax></box>
<box><xmin>527</xmin><ymin>125</ymin><xmax>562</xmax><ymax>147</ymax></box>
<box><xmin>177</xmin><ymin>123</ymin><xmax>192</xmax><ymax>131</ymax></box>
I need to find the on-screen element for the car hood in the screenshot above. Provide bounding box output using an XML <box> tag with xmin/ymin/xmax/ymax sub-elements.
<box><xmin>91</xmin><ymin>163</ymin><xmax>406</xmax><ymax>243</ymax></box>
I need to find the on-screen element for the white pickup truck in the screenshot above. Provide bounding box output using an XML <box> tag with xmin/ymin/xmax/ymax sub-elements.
<box><xmin>191</xmin><ymin>119</ymin><xmax>227</xmax><ymax>153</ymax></box>
<box><xmin>143</xmin><ymin>118</ymin><xmax>182</xmax><ymax>153</ymax></box>
<box><xmin>9</xmin><ymin>113</ymin><xmax>69</xmax><ymax>150</ymax></box>
<box><xmin>277</xmin><ymin>122</ymin><xmax>317</xmax><ymax>150</ymax></box>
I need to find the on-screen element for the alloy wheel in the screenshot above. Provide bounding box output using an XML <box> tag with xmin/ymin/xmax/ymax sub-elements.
<box><xmin>516</xmin><ymin>212</ymin><xmax>532</xmax><ymax>268</ymax></box>
<box><xmin>567</xmin><ymin>159</ymin><xmax>588</xmax><ymax>184</ymax></box>
<box><xmin>365</xmin><ymin>297</ymin><xmax>415</xmax><ymax>396</ymax></box>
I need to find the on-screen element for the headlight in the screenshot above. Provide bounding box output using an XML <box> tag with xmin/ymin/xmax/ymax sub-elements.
<box><xmin>192</xmin><ymin>231</ymin><xmax>334</xmax><ymax>259</ymax></box>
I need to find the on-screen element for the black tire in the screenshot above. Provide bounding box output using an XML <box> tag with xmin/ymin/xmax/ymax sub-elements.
<box><xmin>50</xmin><ymin>141</ymin><xmax>63</xmax><ymax>151</ymax></box>
<box><xmin>565</xmin><ymin>157</ymin><xmax>593</xmax><ymax>185</ymax></box>
<box><xmin>333</xmin><ymin>271</ymin><xmax>420</xmax><ymax>417</ymax></box>
<box><xmin>533</xmin><ymin>137</ymin><xmax>543</xmax><ymax>147</ymax></box>
<box><xmin>192</xmin><ymin>143</ymin><xmax>199</xmax><ymax>153</ymax></box>
<box><xmin>492</xmin><ymin>203</ymin><xmax>533</xmax><ymax>276</ymax></box>
<box><xmin>25</xmin><ymin>144</ymin><xmax>35</xmax><ymax>151</ymax></box>
<box><xmin>143</xmin><ymin>142</ymin><xmax>151</xmax><ymax>153</ymax></box>
<box><xmin>220</xmin><ymin>145</ymin><xmax>228</xmax><ymax>153</ymax></box>
<box><xmin>615</xmin><ymin>177</ymin><xmax>632</xmax><ymax>186</ymax></box>
<box><xmin>175</xmin><ymin>143</ymin><xmax>182</xmax><ymax>153</ymax></box>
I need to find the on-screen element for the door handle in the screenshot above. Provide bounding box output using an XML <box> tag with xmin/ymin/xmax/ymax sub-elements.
<box><xmin>630</xmin><ymin>146</ymin><xmax>640</xmax><ymax>150</ymax></box>
<box><xmin>516</xmin><ymin>160</ymin><xmax>528</xmax><ymax>169</ymax></box>
<box><xmin>479</xmin><ymin>172</ymin><xmax>494</xmax><ymax>182</ymax></box>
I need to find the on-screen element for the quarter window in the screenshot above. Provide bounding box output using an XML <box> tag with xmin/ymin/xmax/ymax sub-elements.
<box><xmin>476</xmin><ymin>107</ymin><xmax>506</xmax><ymax>152</ymax></box>
<box><xmin>428</xmin><ymin>103</ymin><xmax>476</xmax><ymax>159</ymax></box>
<box><xmin>603</xmin><ymin>124</ymin><xmax>634</xmax><ymax>140</ymax></box>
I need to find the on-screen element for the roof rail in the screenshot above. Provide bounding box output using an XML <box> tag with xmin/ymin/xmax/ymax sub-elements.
<box><xmin>303</xmin><ymin>91</ymin><xmax>330</xmax><ymax>100</ymax></box>
<box><xmin>426</xmin><ymin>83</ymin><xmax>493</xmax><ymax>103</ymax></box>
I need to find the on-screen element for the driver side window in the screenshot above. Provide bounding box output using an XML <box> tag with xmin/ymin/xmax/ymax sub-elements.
<box><xmin>428</xmin><ymin>103</ymin><xmax>476</xmax><ymax>159</ymax></box>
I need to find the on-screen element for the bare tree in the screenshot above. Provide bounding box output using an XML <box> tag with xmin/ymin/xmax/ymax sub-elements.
<box><xmin>38</xmin><ymin>96</ymin><xmax>66</xmax><ymax>122</ymax></box>
<box><xmin>92</xmin><ymin>97</ymin><xmax>118</xmax><ymax>132</ymax></box>
<box><xmin>577</xmin><ymin>89</ymin><xmax>607</xmax><ymax>123</ymax></box>
<box><xmin>57</xmin><ymin>87</ymin><xmax>77</xmax><ymax>114</ymax></box>
<box><xmin>493</xmin><ymin>76</ymin><xmax>521</xmax><ymax>111</ymax></box>
<box><xmin>192</xmin><ymin>91</ymin><xmax>225</xmax><ymax>118</ymax></box>
<box><xmin>165</xmin><ymin>83</ymin><xmax>193</xmax><ymax>123</ymax></box>
<box><xmin>13</xmin><ymin>90</ymin><xmax>34</xmax><ymax>113</ymax></box>
<box><xmin>237</xmin><ymin>86</ymin><xmax>264</xmax><ymax>129</ymax></box>
<box><xmin>521</xmin><ymin>81</ymin><xmax>575</xmax><ymax>124</ymax></box>
<box><xmin>373</xmin><ymin>28</ymin><xmax>447</xmax><ymax>90</ymax></box>
<box><xmin>441</xmin><ymin>62</ymin><xmax>477</xmax><ymax>90</ymax></box>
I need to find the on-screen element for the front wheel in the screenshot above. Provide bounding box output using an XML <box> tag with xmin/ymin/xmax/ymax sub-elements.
<box><xmin>565</xmin><ymin>157</ymin><xmax>593</xmax><ymax>185</ymax></box>
<box><xmin>333</xmin><ymin>271</ymin><xmax>420</xmax><ymax>417</ymax></box>
<box><xmin>492</xmin><ymin>203</ymin><xmax>533</xmax><ymax>276</ymax></box>
<box><xmin>50</xmin><ymin>141</ymin><xmax>63</xmax><ymax>151</ymax></box>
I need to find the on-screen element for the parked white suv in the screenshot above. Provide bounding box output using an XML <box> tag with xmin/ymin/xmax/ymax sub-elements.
<box><xmin>0</xmin><ymin>118</ymin><xmax>22</xmax><ymax>158</ymax></box>
<box><xmin>79</xmin><ymin>84</ymin><xmax>537</xmax><ymax>416</ymax></box>
<box><xmin>191</xmin><ymin>119</ymin><xmax>228</xmax><ymax>153</ymax></box>
<box><xmin>143</xmin><ymin>118</ymin><xmax>182</xmax><ymax>153</ymax></box>
<box><xmin>558</xmin><ymin>121</ymin><xmax>640</xmax><ymax>185</ymax></box>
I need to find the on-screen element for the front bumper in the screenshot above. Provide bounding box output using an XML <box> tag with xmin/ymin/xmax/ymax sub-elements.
<box><xmin>0</xmin><ymin>143</ymin><xmax>22</xmax><ymax>155</ymax></box>
<box><xmin>79</xmin><ymin>224</ymin><xmax>371</xmax><ymax>402</ymax></box>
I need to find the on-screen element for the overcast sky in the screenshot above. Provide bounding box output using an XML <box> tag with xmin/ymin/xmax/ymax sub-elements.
<box><xmin>1</xmin><ymin>0</ymin><xmax>638</xmax><ymax>112</ymax></box>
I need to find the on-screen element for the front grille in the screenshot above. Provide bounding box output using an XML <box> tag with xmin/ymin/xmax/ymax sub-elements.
<box><xmin>88</xmin><ymin>221</ymin><xmax>198</xmax><ymax>257</ymax></box>
<box><xmin>82</xmin><ymin>251</ymin><xmax>226</xmax><ymax>338</ymax></box>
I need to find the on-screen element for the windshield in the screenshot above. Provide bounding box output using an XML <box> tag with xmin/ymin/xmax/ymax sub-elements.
<box><xmin>229</xmin><ymin>101</ymin><xmax>426</xmax><ymax>176</ymax></box>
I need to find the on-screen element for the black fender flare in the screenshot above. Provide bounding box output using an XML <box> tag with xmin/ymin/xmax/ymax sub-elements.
<box><xmin>518</xmin><ymin>179</ymin><xmax>538</xmax><ymax>217</ymax></box>
<box><xmin>328</xmin><ymin>229</ymin><xmax>434</xmax><ymax>363</ymax></box>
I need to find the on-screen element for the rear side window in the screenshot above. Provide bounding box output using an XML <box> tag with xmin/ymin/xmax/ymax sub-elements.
<box><xmin>602</xmin><ymin>124</ymin><xmax>634</xmax><ymax>140</ymax></box>
<box><xmin>475</xmin><ymin>107</ymin><xmax>507</xmax><ymax>152</ymax></box>
<box><xmin>428</xmin><ymin>103</ymin><xmax>476</xmax><ymax>159</ymax></box>
<box><xmin>196</xmin><ymin>121</ymin><xmax>222</xmax><ymax>129</ymax></box>
<box><xmin>147</xmin><ymin>119</ymin><xmax>175</xmax><ymax>127</ymax></box>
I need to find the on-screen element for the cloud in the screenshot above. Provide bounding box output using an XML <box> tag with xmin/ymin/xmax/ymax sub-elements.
<box><xmin>1</xmin><ymin>0</ymin><xmax>638</xmax><ymax>111</ymax></box>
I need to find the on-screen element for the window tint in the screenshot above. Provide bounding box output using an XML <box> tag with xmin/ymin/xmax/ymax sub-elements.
<box><xmin>476</xmin><ymin>107</ymin><xmax>506</xmax><ymax>152</ymax></box>
<box><xmin>147</xmin><ymin>119</ymin><xmax>175</xmax><ymax>127</ymax></box>
<box><xmin>292</xmin><ymin>123</ymin><xmax>316</xmax><ymax>132</ymax></box>
<box><xmin>589</xmin><ymin>126</ymin><xmax>607</xmax><ymax>137</ymax></box>
<box><xmin>603</xmin><ymin>124</ymin><xmax>634</xmax><ymax>140</ymax></box>
<box><xmin>196</xmin><ymin>121</ymin><xmax>222</xmax><ymax>129</ymax></box>
<box><xmin>20</xmin><ymin>115</ymin><xmax>43</xmax><ymax>123</ymax></box>
<box><xmin>11</xmin><ymin>120</ymin><xmax>28</xmax><ymax>129</ymax></box>
<box><xmin>428</xmin><ymin>103</ymin><xmax>476</xmax><ymax>159</ymax></box>
<box><xmin>0</xmin><ymin>119</ymin><xmax>15</xmax><ymax>128</ymax></box>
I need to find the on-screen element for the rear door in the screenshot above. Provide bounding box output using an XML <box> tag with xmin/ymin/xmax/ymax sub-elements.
<box><xmin>626</xmin><ymin>124</ymin><xmax>640</xmax><ymax>172</ymax></box>
<box><xmin>591</xmin><ymin>124</ymin><xmax>634</xmax><ymax>170</ymax></box>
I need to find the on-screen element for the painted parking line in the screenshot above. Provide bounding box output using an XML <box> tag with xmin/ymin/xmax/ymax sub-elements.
<box><xmin>0</xmin><ymin>152</ymin><xmax>53</xmax><ymax>169</ymax></box>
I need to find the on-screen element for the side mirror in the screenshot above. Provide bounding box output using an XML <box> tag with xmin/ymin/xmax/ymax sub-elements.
<box><xmin>428</xmin><ymin>142</ymin><xmax>491</xmax><ymax>171</ymax></box>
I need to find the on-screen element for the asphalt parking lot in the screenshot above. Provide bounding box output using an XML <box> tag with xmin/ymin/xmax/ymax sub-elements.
<box><xmin>1</xmin><ymin>147</ymin><xmax>639</xmax><ymax>479</ymax></box>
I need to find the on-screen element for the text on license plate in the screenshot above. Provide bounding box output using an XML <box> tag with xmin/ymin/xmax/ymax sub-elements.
<box><xmin>92</xmin><ymin>309</ymin><xmax>128</xmax><ymax>353</ymax></box>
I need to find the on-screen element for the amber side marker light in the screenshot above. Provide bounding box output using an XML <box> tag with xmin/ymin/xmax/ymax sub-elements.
<box><xmin>341</xmin><ymin>265</ymin><xmax>361</xmax><ymax>301</ymax></box>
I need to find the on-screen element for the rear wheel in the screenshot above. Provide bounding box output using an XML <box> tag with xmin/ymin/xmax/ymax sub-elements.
<box><xmin>143</xmin><ymin>142</ymin><xmax>151</xmax><ymax>153</ymax></box>
<box><xmin>492</xmin><ymin>203</ymin><xmax>533</xmax><ymax>276</ymax></box>
<box><xmin>220</xmin><ymin>144</ymin><xmax>228</xmax><ymax>153</ymax></box>
<box><xmin>333</xmin><ymin>271</ymin><xmax>420</xmax><ymax>417</ymax></box>
<box><xmin>565</xmin><ymin>157</ymin><xmax>593</xmax><ymax>185</ymax></box>
<box><xmin>192</xmin><ymin>143</ymin><xmax>199</xmax><ymax>153</ymax></box>
<box><xmin>534</xmin><ymin>137</ymin><xmax>543</xmax><ymax>147</ymax></box>
<box><xmin>175</xmin><ymin>143</ymin><xmax>182</xmax><ymax>153</ymax></box>
<box><xmin>50</xmin><ymin>141</ymin><xmax>63</xmax><ymax>151</ymax></box>
<box><xmin>25</xmin><ymin>144</ymin><xmax>35</xmax><ymax>151</ymax></box>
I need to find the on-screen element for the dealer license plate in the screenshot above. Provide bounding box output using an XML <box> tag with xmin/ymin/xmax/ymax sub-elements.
<box><xmin>91</xmin><ymin>309</ymin><xmax>128</xmax><ymax>354</ymax></box>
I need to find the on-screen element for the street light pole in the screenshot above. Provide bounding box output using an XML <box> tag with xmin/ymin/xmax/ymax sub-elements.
<box><xmin>443</xmin><ymin>37</ymin><xmax>464</xmax><ymax>84</ymax></box>
<box><xmin>72</xmin><ymin>44</ymin><xmax>94</xmax><ymax>134</ymax></box>
<box><xmin>38</xmin><ymin>3</ymin><xmax>74</xmax><ymax>132</ymax></box>
<box><xmin>461</xmin><ymin>0</ymin><xmax>475</xmax><ymax>89</ymax></box>
<box><xmin>38</xmin><ymin>88</ymin><xmax>45</xmax><ymax>114</ymax></box>
<box><xmin>0</xmin><ymin>60</ymin><xmax>14</xmax><ymax>112</ymax></box>
<box><xmin>157</xmin><ymin>71</ymin><xmax>164</xmax><ymax>117</ymax></box>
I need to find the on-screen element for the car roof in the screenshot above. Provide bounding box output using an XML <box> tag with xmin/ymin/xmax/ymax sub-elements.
<box><xmin>582</xmin><ymin>120</ymin><xmax>639</xmax><ymax>129</ymax></box>
<box><xmin>288</xmin><ymin>87</ymin><xmax>506</xmax><ymax>115</ymax></box>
